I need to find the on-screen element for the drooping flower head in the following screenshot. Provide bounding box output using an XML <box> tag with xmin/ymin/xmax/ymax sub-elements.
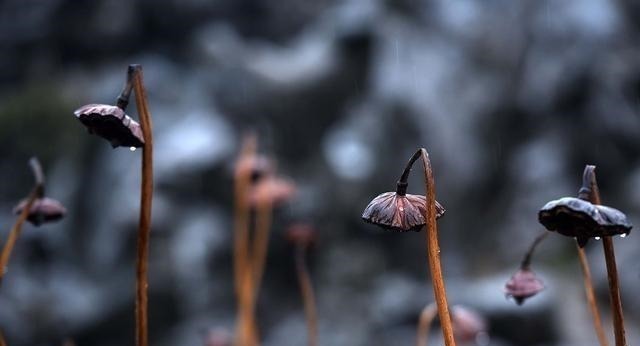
<box><xmin>74</xmin><ymin>104</ymin><xmax>144</xmax><ymax>148</ymax></box>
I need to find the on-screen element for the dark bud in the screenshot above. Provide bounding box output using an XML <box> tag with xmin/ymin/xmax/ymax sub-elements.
<box><xmin>285</xmin><ymin>223</ymin><xmax>317</xmax><ymax>249</ymax></box>
<box><xmin>361</xmin><ymin>192</ymin><xmax>445</xmax><ymax>232</ymax></box>
<box><xmin>13</xmin><ymin>197</ymin><xmax>66</xmax><ymax>226</ymax></box>
<box><xmin>236</xmin><ymin>154</ymin><xmax>273</xmax><ymax>183</ymax></box>
<box><xmin>451</xmin><ymin>305</ymin><xmax>488</xmax><ymax>344</ymax></box>
<box><xmin>538</xmin><ymin>197</ymin><xmax>632</xmax><ymax>247</ymax></box>
<box><xmin>74</xmin><ymin>104</ymin><xmax>144</xmax><ymax>148</ymax></box>
<box><xmin>504</xmin><ymin>268</ymin><xmax>544</xmax><ymax>305</ymax></box>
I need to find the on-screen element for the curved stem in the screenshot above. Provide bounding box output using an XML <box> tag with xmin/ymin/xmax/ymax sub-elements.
<box><xmin>584</xmin><ymin>165</ymin><xmax>626</xmax><ymax>346</ymax></box>
<box><xmin>116</xmin><ymin>67</ymin><xmax>135</xmax><ymax>110</ymax></box>
<box><xmin>396</xmin><ymin>150</ymin><xmax>422</xmax><ymax>196</ymax></box>
<box><xmin>131</xmin><ymin>64</ymin><xmax>154</xmax><ymax>346</ymax></box>
<box><xmin>419</xmin><ymin>148</ymin><xmax>456</xmax><ymax>346</ymax></box>
<box><xmin>295</xmin><ymin>245</ymin><xmax>318</xmax><ymax>346</ymax></box>
<box><xmin>520</xmin><ymin>232</ymin><xmax>549</xmax><ymax>269</ymax></box>
<box><xmin>416</xmin><ymin>302</ymin><xmax>438</xmax><ymax>346</ymax></box>
<box><xmin>576</xmin><ymin>245</ymin><xmax>609</xmax><ymax>346</ymax></box>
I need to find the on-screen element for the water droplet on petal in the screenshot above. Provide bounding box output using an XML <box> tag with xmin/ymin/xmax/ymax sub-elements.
<box><xmin>595</xmin><ymin>236</ymin><xmax>601</xmax><ymax>240</ymax></box>
<box><xmin>620</xmin><ymin>233</ymin><xmax>627</xmax><ymax>238</ymax></box>
<box><xmin>130</xmin><ymin>147</ymin><xmax>137</xmax><ymax>152</ymax></box>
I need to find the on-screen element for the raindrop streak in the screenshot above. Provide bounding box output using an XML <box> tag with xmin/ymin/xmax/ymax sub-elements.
<box><xmin>130</xmin><ymin>147</ymin><xmax>137</xmax><ymax>152</ymax></box>
<box><xmin>595</xmin><ymin>237</ymin><xmax>601</xmax><ymax>240</ymax></box>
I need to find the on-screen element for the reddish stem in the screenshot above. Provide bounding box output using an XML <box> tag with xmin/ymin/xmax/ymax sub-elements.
<box><xmin>583</xmin><ymin>165</ymin><xmax>626</xmax><ymax>346</ymax></box>
<box><xmin>131</xmin><ymin>64</ymin><xmax>154</xmax><ymax>346</ymax></box>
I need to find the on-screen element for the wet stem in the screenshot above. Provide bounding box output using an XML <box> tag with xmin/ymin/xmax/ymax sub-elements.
<box><xmin>131</xmin><ymin>65</ymin><xmax>154</xmax><ymax>346</ymax></box>
<box><xmin>419</xmin><ymin>149</ymin><xmax>456</xmax><ymax>346</ymax></box>
<box><xmin>584</xmin><ymin>165</ymin><xmax>626</xmax><ymax>346</ymax></box>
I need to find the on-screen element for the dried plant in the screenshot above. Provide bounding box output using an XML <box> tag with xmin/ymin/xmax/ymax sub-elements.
<box><xmin>74</xmin><ymin>64</ymin><xmax>154</xmax><ymax>346</ymax></box>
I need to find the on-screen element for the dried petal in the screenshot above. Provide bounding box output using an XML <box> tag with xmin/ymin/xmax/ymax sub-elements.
<box><xmin>539</xmin><ymin>197</ymin><xmax>632</xmax><ymax>247</ymax></box>
<box><xmin>504</xmin><ymin>268</ymin><xmax>544</xmax><ymax>305</ymax></box>
<box><xmin>74</xmin><ymin>104</ymin><xmax>144</xmax><ymax>148</ymax></box>
<box><xmin>13</xmin><ymin>197</ymin><xmax>66</xmax><ymax>226</ymax></box>
<box><xmin>361</xmin><ymin>192</ymin><xmax>445</xmax><ymax>232</ymax></box>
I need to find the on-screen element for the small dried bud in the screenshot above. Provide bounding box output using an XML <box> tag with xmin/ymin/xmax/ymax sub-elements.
<box><xmin>74</xmin><ymin>104</ymin><xmax>144</xmax><ymax>148</ymax></box>
<box><xmin>361</xmin><ymin>192</ymin><xmax>445</xmax><ymax>232</ymax></box>
<box><xmin>249</xmin><ymin>176</ymin><xmax>296</xmax><ymax>207</ymax></box>
<box><xmin>13</xmin><ymin>197</ymin><xmax>66</xmax><ymax>226</ymax></box>
<box><xmin>539</xmin><ymin>197</ymin><xmax>632</xmax><ymax>247</ymax></box>
<box><xmin>504</xmin><ymin>268</ymin><xmax>544</xmax><ymax>305</ymax></box>
<box><xmin>285</xmin><ymin>223</ymin><xmax>317</xmax><ymax>248</ymax></box>
<box><xmin>451</xmin><ymin>305</ymin><xmax>488</xmax><ymax>344</ymax></box>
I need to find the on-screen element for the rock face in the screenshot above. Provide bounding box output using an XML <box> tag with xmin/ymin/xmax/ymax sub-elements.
<box><xmin>1</xmin><ymin>0</ymin><xmax>640</xmax><ymax>345</ymax></box>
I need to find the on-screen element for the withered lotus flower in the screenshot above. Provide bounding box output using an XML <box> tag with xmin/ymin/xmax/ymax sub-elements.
<box><xmin>13</xmin><ymin>197</ymin><xmax>66</xmax><ymax>226</ymax></box>
<box><xmin>504</xmin><ymin>268</ymin><xmax>544</xmax><ymax>305</ymax></box>
<box><xmin>74</xmin><ymin>104</ymin><xmax>144</xmax><ymax>148</ymax></box>
<box><xmin>362</xmin><ymin>191</ymin><xmax>445</xmax><ymax>232</ymax></box>
<box><xmin>539</xmin><ymin>197</ymin><xmax>631</xmax><ymax>247</ymax></box>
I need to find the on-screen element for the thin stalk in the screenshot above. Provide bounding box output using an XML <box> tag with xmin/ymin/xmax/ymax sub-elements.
<box><xmin>576</xmin><ymin>245</ymin><xmax>609</xmax><ymax>346</ymax></box>
<box><xmin>233</xmin><ymin>135</ymin><xmax>257</xmax><ymax>346</ymax></box>
<box><xmin>294</xmin><ymin>245</ymin><xmax>318</xmax><ymax>346</ymax></box>
<box><xmin>0</xmin><ymin>158</ymin><xmax>45</xmax><ymax>282</ymax></box>
<box><xmin>131</xmin><ymin>64</ymin><xmax>154</xmax><ymax>346</ymax></box>
<box><xmin>520</xmin><ymin>232</ymin><xmax>549</xmax><ymax>269</ymax></box>
<box><xmin>419</xmin><ymin>148</ymin><xmax>456</xmax><ymax>346</ymax></box>
<box><xmin>416</xmin><ymin>303</ymin><xmax>438</xmax><ymax>346</ymax></box>
<box><xmin>116</xmin><ymin>67</ymin><xmax>135</xmax><ymax>110</ymax></box>
<box><xmin>0</xmin><ymin>329</ymin><xmax>6</xmax><ymax>346</ymax></box>
<box><xmin>245</xmin><ymin>181</ymin><xmax>275</xmax><ymax>345</ymax></box>
<box><xmin>583</xmin><ymin>165</ymin><xmax>626</xmax><ymax>346</ymax></box>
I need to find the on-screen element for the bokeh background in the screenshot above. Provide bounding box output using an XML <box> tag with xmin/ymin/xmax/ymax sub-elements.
<box><xmin>2</xmin><ymin>0</ymin><xmax>640</xmax><ymax>345</ymax></box>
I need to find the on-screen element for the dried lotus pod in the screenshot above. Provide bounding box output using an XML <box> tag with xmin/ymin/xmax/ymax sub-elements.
<box><xmin>362</xmin><ymin>191</ymin><xmax>445</xmax><ymax>232</ymax></box>
<box><xmin>13</xmin><ymin>197</ymin><xmax>66</xmax><ymax>226</ymax></box>
<box><xmin>504</xmin><ymin>268</ymin><xmax>544</xmax><ymax>305</ymax></box>
<box><xmin>74</xmin><ymin>104</ymin><xmax>144</xmax><ymax>148</ymax></box>
<box><xmin>538</xmin><ymin>197</ymin><xmax>631</xmax><ymax>247</ymax></box>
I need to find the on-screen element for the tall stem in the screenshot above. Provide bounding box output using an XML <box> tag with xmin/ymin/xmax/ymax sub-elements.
<box><xmin>295</xmin><ymin>245</ymin><xmax>318</xmax><ymax>346</ymax></box>
<box><xmin>0</xmin><ymin>158</ymin><xmax>45</xmax><ymax>282</ymax></box>
<box><xmin>415</xmin><ymin>303</ymin><xmax>437</xmax><ymax>346</ymax></box>
<box><xmin>576</xmin><ymin>245</ymin><xmax>609</xmax><ymax>346</ymax></box>
<box><xmin>131</xmin><ymin>64</ymin><xmax>154</xmax><ymax>346</ymax></box>
<box><xmin>583</xmin><ymin>165</ymin><xmax>626</xmax><ymax>346</ymax></box>
<box><xmin>247</xmin><ymin>182</ymin><xmax>274</xmax><ymax>344</ymax></box>
<box><xmin>419</xmin><ymin>149</ymin><xmax>456</xmax><ymax>346</ymax></box>
<box><xmin>0</xmin><ymin>329</ymin><xmax>5</xmax><ymax>346</ymax></box>
<box><xmin>233</xmin><ymin>135</ymin><xmax>257</xmax><ymax>346</ymax></box>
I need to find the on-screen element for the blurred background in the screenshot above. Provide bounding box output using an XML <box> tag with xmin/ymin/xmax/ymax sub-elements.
<box><xmin>2</xmin><ymin>0</ymin><xmax>640</xmax><ymax>345</ymax></box>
